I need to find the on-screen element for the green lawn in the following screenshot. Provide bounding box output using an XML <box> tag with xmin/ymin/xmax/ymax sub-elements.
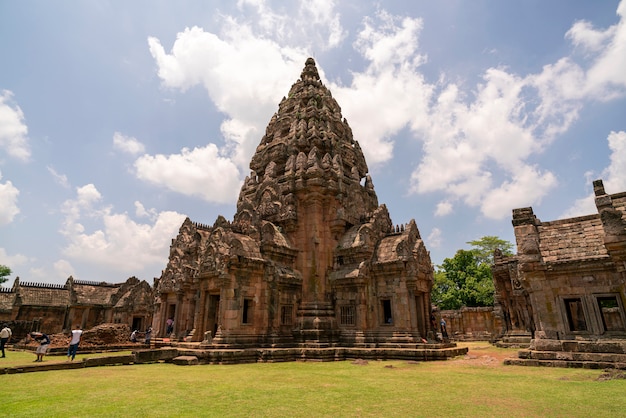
<box><xmin>1</xmin><ymin>343</ymin><xmax>624</xmax><ymax>417</ymax></box>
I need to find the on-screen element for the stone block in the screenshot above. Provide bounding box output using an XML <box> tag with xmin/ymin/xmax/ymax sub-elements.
<box><xmin>172</xmin><ymin>355</ymin><xmax>199</xmax><ymax>365</ymax></box>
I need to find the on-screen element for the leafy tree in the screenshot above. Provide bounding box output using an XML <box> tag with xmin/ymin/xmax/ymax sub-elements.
<box><xmin>0</xmin><ymin>265</ymin><xmax>11</xmax><ymax>285</ymax></box>
<box><xmin>432</xmin><ymin>250</ymin><xmax>494</xmax><ymax>310</ymax></box>
<box><xmin>432</xmin><ymin>236</ymin><xmax>514</xmax><ymax>310</ymax></box>
<box><xmin>466</xmin><ymin>235</ymin><xmax>514</xmax><ymax>265</ymax></box>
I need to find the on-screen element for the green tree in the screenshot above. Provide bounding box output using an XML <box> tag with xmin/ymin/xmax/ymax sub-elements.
<box><xmin>466</xmin><ymin>235</ymin><xmax>514</xmax><ymax>265</ymax></box>
<box><xmin>432</xmin><ymin>250</ymin><xmax>494</xmax><ymax>310</ymax></box>
<box><xmin>0</xmin><ymin>264</ymin><xmax>11</xmax><ymax>285</ymax></box>
<box><xmin>432</xmin><ymin>236</ymin><xmax>514</xmax><ymax>310</ymax></box>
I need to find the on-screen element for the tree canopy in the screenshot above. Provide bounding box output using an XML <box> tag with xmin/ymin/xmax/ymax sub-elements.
<box><xmin>431</xmin><ymin>236</ymin><xmax>514</xmax><ymax>310</ymax></box>
<box><xmin>466</xmin><ymin>235</ymin><xmax>514</xmax><ymax>265</ymax></box>
<box><xmin>0</xmin><ymin>265</ymin><xmax>11</xmax><ymax>285</ymax></box>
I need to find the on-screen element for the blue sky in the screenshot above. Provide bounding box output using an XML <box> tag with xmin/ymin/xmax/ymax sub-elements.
<box><xmin>1</xmin><ymin>1</ymin><xmax>625</xmax><ymax>285</ymax></box>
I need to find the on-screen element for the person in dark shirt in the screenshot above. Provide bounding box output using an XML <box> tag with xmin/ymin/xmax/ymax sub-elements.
<box><xmin>30</xmin><ymin>332</ymin><xmax>51</xmax><ymax>362</ymax></box>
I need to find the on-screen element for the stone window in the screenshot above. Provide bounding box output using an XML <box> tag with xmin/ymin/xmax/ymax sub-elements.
<box><xmin>381</xmin><ymin>299</ymin><xmax>393</xmax><ymax>325</ymax></box>
<box><xmin>596</xmin><ymin>295</ymin><xmax>626</xmax><ymax>332</ymax></box>
<box><xmin>242</xmin><ymin>298</ymin><xmax>253</xmax><ymax>324</ymax></box>
<box><xmin>340</xmin><ymin>305</ymin><xmax>356</xmax><ymax>326</ymax></box>
<box><xmin>564</xmin><ymin>298</ymin><xmax>587</xmax><ymax>332</ymax></box>
<box><xmin>281</xmin><ymin>305</ymin><xmax>293</xmax><ymax>325</ymax></box>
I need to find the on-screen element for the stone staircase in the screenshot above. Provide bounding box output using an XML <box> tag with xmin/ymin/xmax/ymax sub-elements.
<box><xmin>504</xmin><ymin>339</ymin><xmax>626</xmax><ymax>369</ymax></box>
<box><xmin>494</xmin><ymin>331</ymin><xmax>532</xmax><ymax>348</ymax></box>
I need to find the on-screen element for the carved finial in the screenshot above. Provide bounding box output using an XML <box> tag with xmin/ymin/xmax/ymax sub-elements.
<box><xmin>301</xmin><ymin>57</ymin><xmax>321</xmax><ymax>82</ymax></box>
<box><xmin>593</xmin><ymin>179</ymin><xmax>606</xmax><ymax>196</ymax></box>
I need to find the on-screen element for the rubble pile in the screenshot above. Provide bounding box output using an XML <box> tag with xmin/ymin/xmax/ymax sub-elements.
<box><xmin>21</xmin><ymin>323</ymin><xmax>133</xmax><ymax>349</ymax></box>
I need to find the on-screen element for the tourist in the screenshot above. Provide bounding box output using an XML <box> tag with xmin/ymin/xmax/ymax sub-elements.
<box><xmin>30</xmin><ymin>331</ymin><xmax>50</xmax><ymax>362</ymax></box>
<box><xmin>144</xmin><ymin>327</ymin><xmax>152</xmax><ymax>345</ymax></box>
<box><xmin>130</xmin><ymin>329</ymin><xmax>138</xmax><ymax>343</ymax></box>
<box><xmin>67</xmin><ymin>325</ymin><xmax>83</xmax><ymax>361</ymax></box>
<box><xmin>440</xmin><ymin>318</ymin><xmax>448</xmax><ymax>340</ymax></box>
<box><xmin>0</xmin><ymin>324</ymin><xmax>12</xmax><ymax>358</ymax></box>
<box><xmin>166</xmin><ymin>318</ymin><xmax>174</xmax><ymax>335</ymax></box>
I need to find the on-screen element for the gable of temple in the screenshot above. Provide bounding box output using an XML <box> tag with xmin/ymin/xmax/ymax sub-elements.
<box><xmin>153</xmin><ymin>58</ymin><xmax>435</xmax><ymax>347</ymax></box>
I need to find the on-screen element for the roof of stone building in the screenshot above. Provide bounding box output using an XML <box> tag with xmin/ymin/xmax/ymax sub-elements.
<box><xmin>72</xmin><ymin>281</ymin><xmax>120</xmax><ymax>305</ymax></box>
<box><xmin>230</xmin><ymin>234</ymin><xmax>263</xmax><ymax>260</ymax></box>
<box><xmin>18</xmin><ymin>283</ymin><xmax>70</xmax><ymax>306</ymax></box>
<box><xmin>537</xmin><ymin>214</ymin><xmax>608</xmax><ymax>263</ymax></box>
<box><xmin>375</xmin><ymin>234</ymin><xmax>408</xmax><ymax>263</ymax></box>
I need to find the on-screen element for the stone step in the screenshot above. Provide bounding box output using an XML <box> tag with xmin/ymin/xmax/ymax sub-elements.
<box><xmin>503</xmin><ymin>336</ymin><xmax>532</xmax><ymax>343</ymax></box>
<box><xmin>517</xmin><ymin>349</ymin><xmax>626</xmax><ymax>363</ymax></box>
<box><xmin>504</xmin><ymin>357</ymin><xmax>626</xmax><ymax>370</ymax></box>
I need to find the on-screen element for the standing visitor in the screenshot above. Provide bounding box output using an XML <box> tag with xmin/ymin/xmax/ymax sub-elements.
<box><xmin>166</xmin><ymin>318</ymin><xmax>174</xmax><ymax>335</ymax></box>
<box><xmin>144</xmin><ymin>327</ymin><xmax>152</xmax><ymax>345</ymax></box>
<box><xmin>440</xmin><ymin>318</ymin><xmax>449</xmax><ymax>340</ymax></box>
<box><xmin>30</xmin><ymin>332</ymin><xmax>50</xmax><ymax>362</ymax></box>
<box><xmin>67</xmin><ymin>325</ymin><xmax>83</xmax><ymax>361</ymax></box>
<box><xmin>0</xmin><ymin>324</ymin><xmax>12</xmax><ymax>358</ymax></box>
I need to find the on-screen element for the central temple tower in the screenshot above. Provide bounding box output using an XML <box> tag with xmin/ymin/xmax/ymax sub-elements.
<box><xmin>154</xmin><ymin>58</ymin><xmax>434</xmax><ymax>347</ymax></box>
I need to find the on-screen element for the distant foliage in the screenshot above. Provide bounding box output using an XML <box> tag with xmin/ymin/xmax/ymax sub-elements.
<box><xmin>432</xmin><ymin>237</ymin><xmax>514</xmax><ymax>310</ymax></box>
<box><xmin>0</xmin><ymin>264</ymin><xmax>11</xmax><ymax>285</ymax></box>
<box><xmin>466</xmin><ymin>236</ymin><xmax>514</xmax><ymax>265</ymax></box>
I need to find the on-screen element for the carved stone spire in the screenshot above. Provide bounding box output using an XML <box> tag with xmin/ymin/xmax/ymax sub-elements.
<box><xmin>238</xmin><ymin>57</ymin><xmax>377</xmax><ymax>231</ymax></box>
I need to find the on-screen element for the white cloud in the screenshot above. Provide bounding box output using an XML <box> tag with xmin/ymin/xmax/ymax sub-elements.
<box><xmin>480</xmin><ymin>165</ymin><xmax>557</xmax><ymax>220</ymax></box>
<box><xmin>53</xmin><ymin>259</ymin><xmax>75</xmax><ymax>281</ymax></box>
<box><xmin>408</xmin><ymin>1</ymin><xmax>626</xmax><ymax>220</ymax></box>
<box><xmin>135</xmin><ymin>201</ymin><xmax>157</xmax><ymax>220</ymax></box>
<box><xmin>113</xmin><ymin>132</ymin><xmax>146</xmax><ymax>155</ymax></box>
<box><xmin>578</xmin><ymin>2</ymin><xmax>626</xmax><ymax>98</ymax></box>
<box><xmin>145</xmin><ymin>1</ymin><xmax>626</xmax><ymax>222</ymax></box>
<box><xmin>0</xmin><ymin>247</ymin><xmax>29</xmax><ymax>270</ymax></box>
<box><xmin>235</xmin><ymin>0</ymin><xmax>345</xmax><ymax>50</ymax></box>
<box><xmin>47</xmin><ymin>166</ymin><xmax>70</xmax><ymax>188</ymax></box>
<box><xmin>0</xmin><ymin>171</ymin><xmax>20</xmax><ymax>225</ymax></box>
<box><xmin>148</xmin><ymin>25</ymin><xmax>308</xmax><ymax>169</ymax></box>
<box><xmin>134</xmin><ymin>144</ymin><xmax>242</xmax><ymax>204</ymax></box>
<box><xmin>0</xmin><ymin>90</ymin><xmax>30</xmax><ymax>161</ymax></box>
<box><xmin>60</xmin><ymin>184</ymin><xmax>187</xmax><ymax>275</ymax></box>
<box><xmin>603</xmin><ymin>130</ymin><xmax>626</xmax><ymax>192</ymax></box>
<box><xmin>562</xmin><ymin>131</ymin><xmax>626</xmax><ymax>219</ymax></box>
<box><xmin>331</xmin><ymin>12</ymin><xmax>431</xmax><ymax>166</ymax></box>
<box><xmin>427</xmin><ymin>227</ymin><xmax>443</xmax><ymax>249</ymax></box>
<box><xmin>434</xmin><ymin>201</ymin><xmax>453</xmax><ymax>217</ymax></box>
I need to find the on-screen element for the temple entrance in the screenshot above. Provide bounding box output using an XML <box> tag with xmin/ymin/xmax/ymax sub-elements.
<box><xmin>206</xmin><ymin>294</ymin><xmax>220</xmax><ymax>336</ymax></box>
<box><xmin>132</xmin><ymin>317</ymin><xmax>142</xmax><ymax>332</ymax></box>
<box><xmin>415</xmin><ymin>293</ymin><xmax>426</xmax><ymax>337</ymax></box>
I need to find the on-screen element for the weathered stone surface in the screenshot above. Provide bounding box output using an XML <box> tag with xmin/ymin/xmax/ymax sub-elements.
<box><xmin>172</xmin><ymin>355</ymin><xmax>199</xmax><ymax>365</ymax></box>
<box><xmin>152</xmin><ymin>58</ymin><xmax>437</xmax><ymax>352</ymax></box>
<box><xmin>496</xmin><ymin>179</ymin><xmax>626</xmax><ymax>368</ymax></box>
<box><xmin>0</xmin><ymin>276</ymin><xmax>153</xmax><ymax>339</ymax></box>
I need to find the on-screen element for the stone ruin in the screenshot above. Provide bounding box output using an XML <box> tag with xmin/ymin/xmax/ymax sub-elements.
<box><xmin>0</xmin><ymin>276</ymin><xmax>154</xmax><ymax>341</ymax></box>
<box><xmin>152</xmin><ymin>58</ymin><xmax>466</xmax><ymax>361</ymax></box>
<box><xmin>495</xmin><ymin>179</ymin><xmax>626</xmax><ymax>368</ymax></box>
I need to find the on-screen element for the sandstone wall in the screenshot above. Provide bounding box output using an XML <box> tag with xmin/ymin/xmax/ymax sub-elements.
<box><xmin>439</xmin><ymin>307</ymin><xmax>503</xmax><ymax>341</ymax></box>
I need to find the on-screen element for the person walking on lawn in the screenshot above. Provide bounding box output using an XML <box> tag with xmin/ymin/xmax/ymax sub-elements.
<box><xmin>0</xmin><ymin>324</ymin><xmax>12</xmax><ymax>358</ymax></box>
<box><xmin>30</xmin><ymin>332</ymin><xmax>50</xmax><ymax>362</ymax></box>
<box><xmin>67</xmin><ymin>325</ymin><xmax>83</xmax><ymax>361</ymax></box>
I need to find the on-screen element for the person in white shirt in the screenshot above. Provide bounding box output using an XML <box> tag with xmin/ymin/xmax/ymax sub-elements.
<box><xmin>0</xmin><ymin>325</ymin><xmax>12</xmax><ymax>358</ymax></box>
<box><xmin>67</xmin><ymin>325</ymin><xmax>83</xmax><ymax>361</ymax></box>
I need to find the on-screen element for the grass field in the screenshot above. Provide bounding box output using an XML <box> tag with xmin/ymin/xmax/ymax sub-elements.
<box><xmin>1</xmin><ymin>342</ymin><xmax>624</xmax><ymax>417</ymax></box>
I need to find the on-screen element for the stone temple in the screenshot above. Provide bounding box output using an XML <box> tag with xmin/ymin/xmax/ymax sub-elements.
<box><xmin>495</xmin><ymin>179</ymin><xmax>626</xmax><ymax>368</ymax></box>
<box><xmin>151</xmin><ymin>58</ymin><xmax>455</xmax><ymax>359</ymax></box>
